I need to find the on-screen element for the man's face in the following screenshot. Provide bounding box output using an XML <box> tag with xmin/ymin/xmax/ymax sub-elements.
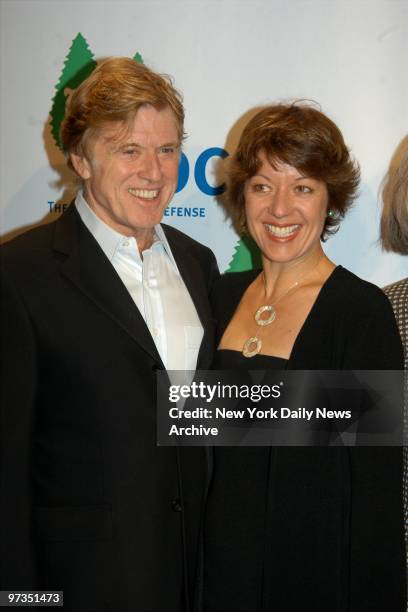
<box><xmin>71</xmin><ymin>105</ymin><xmax>180</xmax><ymax>248</ymax></box>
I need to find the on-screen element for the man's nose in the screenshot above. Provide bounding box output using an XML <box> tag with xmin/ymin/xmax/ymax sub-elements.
<box><xmin>139</xmin><ymin>151</ymin><xmax>162</xmax><ymax>181</ymax></box>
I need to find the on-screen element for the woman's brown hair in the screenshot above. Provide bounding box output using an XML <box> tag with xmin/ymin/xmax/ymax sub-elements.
<box><xmin>228</xmin><ymin>102</ymin><xmax>360</xmax><ymax>240</ymax></box>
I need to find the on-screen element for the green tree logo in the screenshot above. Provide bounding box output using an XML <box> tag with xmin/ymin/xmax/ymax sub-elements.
<box><xmin>50</xmin><ymin>33</ymin><xmax>144</xmax><ymax>150</ymax></box>
<box><xmin>227</xmin><ymin>235</ymin><xmax>261</xmax><ymax>272</ymax></box>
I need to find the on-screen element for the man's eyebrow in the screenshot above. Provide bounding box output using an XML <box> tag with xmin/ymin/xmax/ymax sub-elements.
<box><xmin>113</xmin><ymin>140</ymin><xmax>141</xmax><ymax>148</ymax></box>
<box><xmin>104</xmin><ymin>140</ymin><xmax>141</xmax><ymax>152</ymax></box>
<box><xmin>112</xmin><ymin>141</ymin><xmax>180</xmax><ymax>149</ymax></box>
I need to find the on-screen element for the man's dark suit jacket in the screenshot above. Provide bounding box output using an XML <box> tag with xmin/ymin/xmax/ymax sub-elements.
<box><xmin>0</xmin><ymin>204</ymin><xmax>219</xmax><ymax>612</ymax></box>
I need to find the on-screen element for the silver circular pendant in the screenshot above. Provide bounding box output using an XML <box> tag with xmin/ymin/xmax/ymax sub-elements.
<box><xmin>242</xmin><ymin>336</ymin><xmax>262</xmax><ymax>358</ymax></box>
<box><xmin>255</xmin><ymin>305</ymin><xmax>276</xmax><ymax>326</ymax></box>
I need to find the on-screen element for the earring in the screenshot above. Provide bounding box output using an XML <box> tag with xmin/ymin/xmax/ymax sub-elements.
<box><xmin>327</xmin><ymin>209</ymin><xmax>334</xmax><ymax>218</ymax></box>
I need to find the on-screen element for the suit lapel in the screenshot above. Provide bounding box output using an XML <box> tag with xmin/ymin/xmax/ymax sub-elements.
<box><xmin>53</xmin><ymin>205</ymin><xmax>164</xmax><ymax>366</ymax></box>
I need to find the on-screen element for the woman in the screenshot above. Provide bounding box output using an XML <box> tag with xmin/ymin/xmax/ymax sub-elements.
<box><xmin>203</xmin><ymin>103</ymin><xmax>405</xmax><ymax>611</ymax></box>
<box><xmin>381</xmin><ymin>138</ymin><xmax>408</xmax><ymax>588</ymax></box>
<box><xmin>382</xmin><ymin>138</ymin><xmax>408</xmax><ymax>362</ymax></box>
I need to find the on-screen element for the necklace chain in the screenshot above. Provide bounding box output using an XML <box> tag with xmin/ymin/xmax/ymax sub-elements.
<box><xmin>242</xmin><ymin>271</ymin><xmax>305</xmax><ymax>358</ymax></box>
<box><xmin>261</xmin><ymin>271</ymin><xmax>300</xmax><ymax>308</ymax></box>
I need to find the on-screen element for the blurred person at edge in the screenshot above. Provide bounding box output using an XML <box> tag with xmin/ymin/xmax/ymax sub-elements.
<box><xmin>381</xmin><ymin>137</ymin><xmax>408</xmax><ymax>594</ymax></box>
<box><xmin>203</xmin><ymin>103</ymin><xmax>405</xmax><ymax>612</ymax></box>
<box><xmin>0</xmin><ymin>57</ymin><xmax>219</xmax><ymax>612</ymax></box>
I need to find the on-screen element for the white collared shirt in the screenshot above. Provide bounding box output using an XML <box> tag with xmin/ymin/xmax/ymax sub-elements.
<box><xmin>75</xmin><ymin>192</ymin><xmax>203</xmax><ymax>370</ymax></box>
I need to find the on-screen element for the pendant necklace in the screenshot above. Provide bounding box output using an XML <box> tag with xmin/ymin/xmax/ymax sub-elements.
<box><xmin>242</xmin><ymin>272</ymin><xmax>301</xmax><ymax>358</ymax></box>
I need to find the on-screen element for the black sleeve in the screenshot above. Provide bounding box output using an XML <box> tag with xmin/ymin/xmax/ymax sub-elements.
<box><xmin>342</xmin><ymin>286</ymin><xmax>403</xmax><ymax>369</ymax></box>
<box><xmin>343</xmin><ymin>288</ymin><xmax>406</xmax><ymax>610</ymax></box>
<box><xmin>0</xmin><ymin>271</ymin><xmax>40</xmax><ymax>589</ymax></box>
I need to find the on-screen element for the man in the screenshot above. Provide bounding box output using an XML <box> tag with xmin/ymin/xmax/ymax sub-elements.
<box><xmin>0</xmin><ymin>57</ymin><xmax>218</xmax><ymax>611</ymax></box>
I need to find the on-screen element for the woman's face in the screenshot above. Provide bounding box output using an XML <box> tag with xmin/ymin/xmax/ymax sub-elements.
<box><xmin>244</xmin><ymin>151</ymin><xmax>329</xmax><ymax>266</ymax></box>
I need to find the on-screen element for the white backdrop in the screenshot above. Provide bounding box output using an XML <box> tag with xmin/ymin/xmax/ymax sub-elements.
<box><xmin>1</xmin><ymin>0</ymin><xmax>407</xmax><ymax>282</ymax></box>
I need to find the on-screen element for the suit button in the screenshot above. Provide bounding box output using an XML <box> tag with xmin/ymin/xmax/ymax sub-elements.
<box><xmin>171</xmin><ymin>498</ymin><xmax>182</xmax><ymax>512</ymax></box>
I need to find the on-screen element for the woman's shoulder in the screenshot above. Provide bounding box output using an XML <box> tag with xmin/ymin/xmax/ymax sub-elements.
<box><xmin>213</xmin><ymin>269</ymin><xmax>260</xmax><ymax>292</ymax></box>
<box><xmin>297</xmin><ymin>266</ymin><xmax>403</xmax><ymax>369</ymax></box>
<box><xmin>324</xmin><ymin>266</ymin><xmax>395</xmax><ymax>318</ymax></box>
<box><xmin>210</xmin><ymin>269</ymin><xmax>260</xmax><ymax>319</ymax></box>
<box><xmin>383</xmin><ymin>277</ymin><xmax>408</xmax><ymax>302</ymax></box>
<box><xmin>382</xmin><ymin>277</ymin><xmax>408</xmax><ymax>360</ymax></box>
<box><xmin>327</xmin><ymin>265</ymin><xmax>383</xmax><ymax>295</ymax></box>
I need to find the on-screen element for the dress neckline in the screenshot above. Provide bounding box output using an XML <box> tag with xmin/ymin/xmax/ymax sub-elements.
<box><xmin>218</xmin><ymin>265</ymin><xmax>341</xmax><ymax>363</ymax></box>
<box><xmin>216</xmin><ymin>348</ymin><xmax>288</xmax><ymax>363</ymax></box>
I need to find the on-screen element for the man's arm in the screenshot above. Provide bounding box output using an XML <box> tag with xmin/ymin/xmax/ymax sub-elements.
<box><xmin>0</xmin><ymin>271</ymin><xmax>39</xmax><ymax>588</ymax></box>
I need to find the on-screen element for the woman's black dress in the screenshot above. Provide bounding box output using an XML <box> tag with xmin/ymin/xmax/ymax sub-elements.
<box><xmin>205</xmin><ymin>350</ymin><xmax>287</xmax><ymax>612</ymax></box>
<box><xmin>203</xmin><ymin>267</ymin><xmax>406</xmax><ymax>612</ymax></box>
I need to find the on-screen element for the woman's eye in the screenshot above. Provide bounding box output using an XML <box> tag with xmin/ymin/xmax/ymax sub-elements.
<box><xmin>252</xmin><ymin>183</ymin><xmax>270</xmax><ymax>193</ymax></box>
<box><xmin>295</xmin><ymin>184</ymin><xmax>313</xmax><ymax>194</ymax></box>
